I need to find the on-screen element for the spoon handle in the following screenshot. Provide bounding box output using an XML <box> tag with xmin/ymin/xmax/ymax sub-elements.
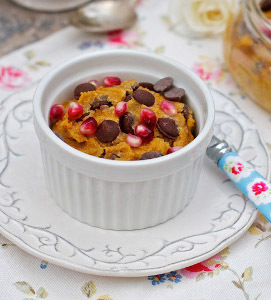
<box><xmin>207</xmin><ymin>136</ymin><xmax>271</xmax><ymax>222</ymax></box>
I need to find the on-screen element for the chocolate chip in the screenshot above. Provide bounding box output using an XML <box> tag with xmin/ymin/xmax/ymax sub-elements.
<box><xmin>74</xmin><ymin>83</ymin><xmax>96</xmax><ymax>99</ymax></box>
<box><xmin>124</xmin><ymin>94</ymin><xmax>132</xmax><ymax>102</ymax></box>
<box><xmin>119</xmin><ymin>112</ymin><xmax>134</xmax><ymax>134</ymax></box>
<box><xmin>53</xmin><ymin>131</ymin><xmax>65</xmax><ymax>142</ymax></box>
<box><xmin>157</xmin><ymin>118</ymin><xmax>179</xmax><ymax>140</ymax></box>
<box><xmin>96</xmin><ymin>120</ymin><xmax>120</xmax><ymax>143</ymax></box>
<box><xmin>164</xmin><ymin>88</ymin><xmax>185</xmax><ymax>102</ymax></box>
<box><xmin>99</xmin><ymin>150</ymin><xmax>106</xmax><ymax>158</ymax></box>
<box><xmin>182</xmin><ymin>104</ymin><xmax>190</xmax><ymax>121</ymax></box>
<box><xmin>139</xmin><ymin>82</ymin><xmax>154</xmax><ymax>91</ymax></box>
<box><xmin>109</xmin><ymin>153</ymin><xmax>120</xmax><ymax>160</ymax></box>
<box><xmin>153</xmin><ymin>77</ymin><xmax>173</xmax><ymax>93</ymax></box>
<box><xmin>261</xmin><ymin>0</ymin><xmax>271</xmax><ymax>11</ymax></box>
<box><xmin>76</xmin><ymin>113</ymin><xmax>89</xmax><ymax>123</ymax></box>
<box><xmin>91</xmin><ymin>95</ymin><xmax>112</xmax><ymax>110</ymax></box>
<box><xmin>132</xmin><ymin>89</ymin><xmax>155</xmax><ymax>107</ymax></box>
<box><xmin>138</xmin><ymin>151</ymin><xmax>164</xmax><ymax>160</ymax></box>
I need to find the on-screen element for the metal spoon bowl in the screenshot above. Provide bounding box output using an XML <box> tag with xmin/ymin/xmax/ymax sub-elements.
<box><xmin>70</xmin><ymin>0</ymin><xmax>137</xmax><ymax>32</ymax></box>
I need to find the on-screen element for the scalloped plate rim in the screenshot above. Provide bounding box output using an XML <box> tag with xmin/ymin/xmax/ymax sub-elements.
<box><xmin>0</xmin><ymin>206</ymin><xmax>259</xmax><ymax>277</ymax></box>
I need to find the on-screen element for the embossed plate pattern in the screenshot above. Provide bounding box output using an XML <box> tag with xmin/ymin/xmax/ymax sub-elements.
<box><xmin>0</xmin><ymin>86</ymin><xmax>269</xmax><ymax>277</ymax></box>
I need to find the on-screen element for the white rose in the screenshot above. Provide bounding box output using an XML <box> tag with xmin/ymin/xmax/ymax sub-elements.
<box><xmin>169</xmin><ymin>0</ymin><xmax>238</xmax><ymax>37</ymax></box>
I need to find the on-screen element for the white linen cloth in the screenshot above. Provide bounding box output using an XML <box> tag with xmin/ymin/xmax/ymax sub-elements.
<box><xmin>0</xmin><ymin>0</ymin><xmax>271</xmax><ymax>299</ymax></box>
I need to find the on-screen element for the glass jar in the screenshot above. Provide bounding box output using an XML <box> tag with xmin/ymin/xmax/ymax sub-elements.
<box><xmin>224</xmin><ymin>0</ymin><xmax>271</xmax><ymax>112</ymax></box>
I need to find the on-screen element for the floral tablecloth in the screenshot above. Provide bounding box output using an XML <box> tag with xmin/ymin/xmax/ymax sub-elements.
<box><xmin>1</xmin><ymin>0</ymin><xmax>271</xmax><ymax>299</ymax></box>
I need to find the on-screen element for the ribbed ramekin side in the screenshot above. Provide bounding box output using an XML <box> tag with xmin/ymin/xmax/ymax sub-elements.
<box><xmin>40</xmin><ymin>148</ymin><xmax>205</xmax><ymax>230</ymax></box>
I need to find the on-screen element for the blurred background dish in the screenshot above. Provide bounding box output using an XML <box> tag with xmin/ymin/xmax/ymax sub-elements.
<box><xmin>10</xmin><ymin>0</ymin><xmax>90</xmax><ymax>12</ymax></box>
<box><xmin>224</xmin><ymin>0</ymin><xmax>271</xmax><ymax>112</ymax></box>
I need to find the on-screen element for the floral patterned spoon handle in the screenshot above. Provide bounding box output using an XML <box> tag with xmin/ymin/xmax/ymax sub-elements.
<box><xmin>206</xmin><ymin>136</ymin><xmax>271</xmax><ymax>222</ymax></box>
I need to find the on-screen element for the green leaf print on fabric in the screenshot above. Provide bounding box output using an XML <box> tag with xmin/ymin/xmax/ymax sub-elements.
<box><xmin>248</xmin><ymin>214</ymin><xmax>271</xmax><ymax>247</ymax></box>
<box><xmin>232</xmin><ymin>280</ymin><xmax>243</xmax><ymax>289</ymax></box>
<box><xmin>36</xmin><ymin>287</ymin><xmax>49</xmax><ymax>298</ymax></box>
<box><xmin>13</xmin><ymin>282</ymin><xmax>35</xmax><ymax>297</ymax></box>
<box><xmin>228</xmin><ymin>267</ymin><xmax>255</xmax><ymax>300</ymax></box>
<box><xmin>81</xmin><ymin>281</ymin><xmax>97</xmax><ymax>298</ymax></box>
<box><xmin>13</xmin><ymin>282</ymin><xmax>48</xmax><ymax>299</ymax></box>
<box><xmin>81</xmin><ymin>281</ymin><xmax>114</xmax><ymax>299</ymax></box>
<box><xmin>96</xmin><ymin>295</ymin><xmax>114</xmax><ymax>300</ymax></box>
<box><xmin>1</xmin><ymin>241</ymin><xmax>13</xmax><ymax>248</ymax></box>
<box><xmin>23</xmin><ymin>49</ymin><xmax>51</xmax><ymax>72</ymax></box>
<box><xmin>242</xmin><ymin>267</ymin><xmax>253</xmax><ymax>281</ymax></box>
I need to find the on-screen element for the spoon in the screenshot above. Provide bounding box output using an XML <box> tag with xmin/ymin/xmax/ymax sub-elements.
<box><xmin>70</xmin><ymin>0</ymin><xmax>137</xmax><ymax>32</ymax></box>
<box><xmin>207</xmin><ymin>136</ymin><xmax>271</xmax><ymax>222</ymax></box>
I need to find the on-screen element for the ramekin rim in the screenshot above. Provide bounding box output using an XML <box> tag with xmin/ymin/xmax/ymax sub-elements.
<box><xmin>33</xmin><ymin>49</ymin><xmax>215</xmax><ymax>168</ymax></box>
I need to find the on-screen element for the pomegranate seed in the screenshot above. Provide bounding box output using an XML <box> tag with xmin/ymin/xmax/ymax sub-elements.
<box><xmin>140</xmin><ymin>108</ymin><xmax>157</xmax><ymax>129</ymax></box>
<box><xmin>80</xmin><ymin>117</ymin><xmax>98</xmax><ymax>135</ymax></box>
<box><xmin>68</xmin><ymin>102</ymin><xmax>83</xmax><ymax>120</ymax></box>
<box><xmin>126</xmin><ymin>134</ymin><xmax>142</xmax><ymax>148</ymax></box>
<box><xmin>103</xmin><ymin>77</ymin><xmax>121</xmax><ymax>87</ymax></box>
<box><xmin>161</xmin><ymin>100</ymin><xmax>177</xmax><ymax>116</ymax></box>
<box><xmin>135</xmin><ymin>124</ymin><xmax>154</xmax><ymax>143</ymax></box>
<box><xmin>115</xmin><ymin>101</ymin><xmax>128</xmax><ymax>117</ymax></box>
<box><xmin>167</xmin><ymin>146</ymin><xmax>182</xmax><ymax>154</ymax></box>
<box><xmin>88</xmin><ymin>80</ymin><xmax>100</xmax><ymax>89</ymax></box>
<box><xmin>262</xmin><ymin>26</ymin><xmax>271</xmax><ymax>39</ymax></box>
<box><xmin>49</xmin><ymin>104</ymin><xmax>65</xmax><ymax>121</ymax></box>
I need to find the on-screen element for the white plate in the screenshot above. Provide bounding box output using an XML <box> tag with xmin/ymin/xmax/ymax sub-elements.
<box><xmin>0</xmin><ymin>86</ymin><xmax>269</xmax><ymax>277</ymax></box>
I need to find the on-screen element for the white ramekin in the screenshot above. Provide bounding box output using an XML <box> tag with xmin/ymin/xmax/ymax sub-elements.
<box><xmin>33</xmin><ymin>50</ymin><xmax>214</xmax><ymax>230</ymax></box>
